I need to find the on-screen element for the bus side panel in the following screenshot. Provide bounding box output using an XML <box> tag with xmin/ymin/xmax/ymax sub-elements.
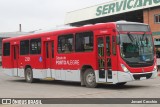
<box><xmin>52</xmin><ymin>33</ymin><xmax>97</xmax><ymax>81</ymax></box>
<box><xmin>54</xmin><ymin>53</ymin><xmax>96</xmax><ymax>70</ymax></box>
<box><xmin>2</xmin><ymin>56</ymin><xmax>14</xmax><ymax>76</ymax></box>
<box><xmin>54</xmin><ymin>53</ymin><xmax>96</xmax><ymax>81</ymax></box>
<box><xmin>18</xmin><ymin>55</ymin><xmax>44</xmax><ymax>69</ymax></box>
<box><xmin>2</xmin><ymin>56</ymin><xmax>12</xmax><ymax>68</ymax></box>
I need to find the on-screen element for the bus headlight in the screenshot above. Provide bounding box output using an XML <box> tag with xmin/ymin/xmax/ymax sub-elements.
<box><xmin>121</xmin><ymin>64</ymin><xmax>130</xmax><ymax>73</ymax></box>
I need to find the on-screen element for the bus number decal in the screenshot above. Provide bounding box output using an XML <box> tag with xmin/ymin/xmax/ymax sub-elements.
<box><xmin>25</xmin><ymin>57</ymin><xmax>30</xmax><ymax>62</ymax></box>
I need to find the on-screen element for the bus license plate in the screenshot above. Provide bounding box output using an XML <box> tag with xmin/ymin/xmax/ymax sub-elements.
<box><xmin>140</xmin><ymin>77</ymin><xmax>146</xmax><ymax>80</ymax></box>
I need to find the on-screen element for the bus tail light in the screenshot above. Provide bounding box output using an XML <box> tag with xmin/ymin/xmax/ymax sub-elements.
<box><xmin>121</xmin><ymin>64</ymin><xmax>130</xmax><ymax>73</ymax></box>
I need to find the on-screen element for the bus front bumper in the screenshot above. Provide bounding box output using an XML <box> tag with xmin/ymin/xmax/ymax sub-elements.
<box><xmin>117</xmin><ymin>70</ymin><xmax>158</xmax><ymax>83</ymax></box>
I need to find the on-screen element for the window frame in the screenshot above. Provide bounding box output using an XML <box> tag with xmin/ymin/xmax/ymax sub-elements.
<box><xmin>106</xmin><ymin>36</ymin><xmax>111</xmax><ymax>56</ymax></box>
<box><xmin>20</xmin><ymin>40</ymin><xmax>30</xmax><ymax>55</ymax></box>
<box><xmin>46</xmin><ymin>42</ymin><xmax>49</xmax><ymax>58</ymax></box>
<box><xmin>52</xmin><ymin>42</ymin><xmax>54</xmax><ymax>58</ymax></box>
<box><xmin>58</xmin><ymin>34</ymin><xmax>74</xmax><ymax>54</ymax></box>
<box><xmin>154</xmin><ymin>14</ymin><xmax>160</xmax><ymax>24</ymax></box>
<box><xmin>75</xmin><ymin>31</ymin><xmax>94</xmax><ymax>53</ymax></box>
<box><xmin>112</xmin><ymin>36</ymin><xmax>116</xmax><ymax>55</ymax></box>
<box><xmin>30</xmin><ymin>38</ymin><xmax>41</xmax><ymax>55</ymax></box>
<box><xmin>3</xmin><ymin>42</ymin><xmax>10</xmax><ymax>56</ymax></box>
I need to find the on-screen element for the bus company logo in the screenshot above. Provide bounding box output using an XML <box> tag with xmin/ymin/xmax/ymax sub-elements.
<box><xmin>2</xmin><ymin>99</ymin><xmax>12</xmax><ymax>104</ymax></box>
<box><xmin>56</xmin><ymin>56</ymin><xmax>80</xmax><ymax>66</ymax></box>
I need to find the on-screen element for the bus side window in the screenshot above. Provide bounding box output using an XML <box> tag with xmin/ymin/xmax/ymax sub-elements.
<box><xmin>112</xmin><ymin>36</ymin><xmax>116</xmax><ymax>55</ymax></box>
<box><xmin>75</xmin><ymin>31</ymin><xmax>93</xmax><ymax>52</ymax></box>
<box><xmin>52</xmin><ymin>42</ymin><xmax>54</xmax><ymax>58</ymax></box>
<box><xmin>3</xmin><ymin>42</ymin><xmax>10</xmax><ymax>56</ymax></box>
<box><xmin>14</xmin><ymin>46</ymin><xmax>16</xmax><ymax>60</ymax></box>
<box><xmin>20</xmin><ymin>40</ymin><xmax>29</xmax><ymax>55</ymax></box>
<box><xmin>58</xmin><ymin>34</ymin><xmax>73</xmax><ymax>53</ymax></box>
<box><xmin>46</xmin><ymin>42</ymin><xmax>49</xmax><ymax>58</ymax></box>
<box><xmin>106</xmin><ymin>36</ymin><xmax>110</xmax><ymax>56</ymax></box>
<box><xmin>30</xmin><ymin>38</ymin><xmax>41</xmax><ymax>54</ymax></box>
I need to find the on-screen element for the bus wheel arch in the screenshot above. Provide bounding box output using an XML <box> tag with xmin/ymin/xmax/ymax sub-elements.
<box><xmin>24</xmin><ymin>65</ymin><xmax>35</xmax><ymax>83</ymax></box>
<box><xmin>80</xmin><ymin>65</ymin><xmax>97</xmax><ymax>88</ymax></box>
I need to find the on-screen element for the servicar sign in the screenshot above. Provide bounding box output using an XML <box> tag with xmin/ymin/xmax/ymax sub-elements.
<box><xmin>96</xmin><ymin>0</ymin><xmax>160</xmax><ymax>16</ymax></box>
<box><xmin>65</xmin><ymin>0</ymin><xmax>160</xmax><ymax>24</ymax></box>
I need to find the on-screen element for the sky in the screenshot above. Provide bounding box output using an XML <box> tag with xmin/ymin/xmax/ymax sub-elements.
<box><xmin>0</xmin><ymin>0</ymin><xmax>110</xmax><ymax>32</ymax></box>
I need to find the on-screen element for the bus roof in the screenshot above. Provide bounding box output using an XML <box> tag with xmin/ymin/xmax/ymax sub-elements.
<box><xmin>115</xmin><ymin>21</ymin><xmax>149</xmax><ymax>26</ymax></box>
<box><xmin>2</xmin><ymin>22</ymin><xmax>149</xmax><ymax>42</ymax></box>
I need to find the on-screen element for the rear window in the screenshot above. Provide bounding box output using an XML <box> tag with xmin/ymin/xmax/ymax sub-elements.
<box><xmin>3</xmin><ymin>42</ymin><xmax>10</xmax><ymax>56</ymax></box>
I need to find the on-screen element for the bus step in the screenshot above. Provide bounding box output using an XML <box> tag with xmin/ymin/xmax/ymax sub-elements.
<box><xmin>43</xmin><ymin>77</ymin><xmax>55</xmax><ymax>81</ymax></box>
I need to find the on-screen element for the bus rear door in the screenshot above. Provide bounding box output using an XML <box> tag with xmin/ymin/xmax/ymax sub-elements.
<box><xmin>45</xmin><ymin>41</ymin><xmax>54</xmax><ymax>78</ymax></box>
<box><xmin>12</xmin><ymin>45</ymin><xmax>19</xmax><ymax>76</ymax></box>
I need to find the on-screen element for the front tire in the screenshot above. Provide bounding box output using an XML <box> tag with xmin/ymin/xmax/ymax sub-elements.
<box><xmin>84</xmin><ymin>69</ymin><xmax>97</xmax><ymax>88</ymax></box>
<box><xmin>25</xmin><ymin>68</ymin><xmax>35</xmax><ymax>83</ymax></box>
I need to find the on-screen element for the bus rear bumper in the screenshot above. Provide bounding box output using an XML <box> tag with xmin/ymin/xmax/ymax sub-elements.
<box><xmin>2</xmin><ymin>68</ymin><xmax>25</xmax><ymax>77</ymax></box>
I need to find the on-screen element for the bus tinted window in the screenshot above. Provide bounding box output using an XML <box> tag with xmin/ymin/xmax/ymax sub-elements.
<box><xmin>106</xmin><ymin>36</ymin><xmax>111</xmax><ymax>56</ymax></box>
<box><xmin>3</xmin><ymin>43</ymin><xmax>10</xmax><ymax>56</ymax></box>
<box><xmin>20</xmin><ymin>40</ymin><xmax>29</xmax><ymax>55</ymax></box>
<box><xmin>30</xmin><ymin>38</ymin><xmax>41</xmax><ymax>54</ymax></box>
<box><xmin>112</xmin><ymin>36</ymin><xmax>116</xmax><ymax>55</ymax></box>
<box><xmin>75</xmin><ymin>32</ymin><xmax>93</xmax><ymax>52</ymax></box>
<box><xmin>58</xmin><ymin>34</ymin><xmax>73</xmax><ymax>53</ymax></box>
<box><xmin>52</xmin><ymin>42</ymin><xmax>54</xmax><ymax>58</ymax></box>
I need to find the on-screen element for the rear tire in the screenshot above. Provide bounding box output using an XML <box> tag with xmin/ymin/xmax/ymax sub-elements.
<box><xmin>25</xmin><ymin>68</ymin><xmax>35</xmax><ymax>83</ymax></box>
<box><xmin>84</xmin><ymin>69</ymin><xmax>97</xmax><ymax>88</ymax></box>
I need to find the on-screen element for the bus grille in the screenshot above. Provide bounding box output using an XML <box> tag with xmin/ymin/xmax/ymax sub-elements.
<box><xmin>133</xmin><ymin>73</ymin><xmax>152</xmax><ymax>80</ymax></box>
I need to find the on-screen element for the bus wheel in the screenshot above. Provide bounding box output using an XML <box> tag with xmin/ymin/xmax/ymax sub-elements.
<box><xmin>115</xmin><ymin>82</ymin><xmax>126</xmax><ymax>86</ymax></box>
<box><xmin>84</xmin><ymin>69</ymin><xmax>97</xmax><ymax>88</ymax></box>
<box><xmin>25</xmin><ymin>68</ymin><xmax>34</xmax><ymax>83</ymax></box>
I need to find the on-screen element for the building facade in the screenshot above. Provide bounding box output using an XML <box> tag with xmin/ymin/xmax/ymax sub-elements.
<box><xmin>143</xmin><ymin>7</ymin><xmax>160</xmax><ymax>37</ymax></box>
<box><xmin>65</xmin><ymin>0</ymin><xmax>160</xmax><ymax>37</ymax></box>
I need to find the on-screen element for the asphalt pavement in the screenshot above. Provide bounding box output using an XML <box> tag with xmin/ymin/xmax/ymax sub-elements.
<box><xmin>0</xmin><ymin>68</ymin><xmax>160</xmax><ymax>107</ymax></box>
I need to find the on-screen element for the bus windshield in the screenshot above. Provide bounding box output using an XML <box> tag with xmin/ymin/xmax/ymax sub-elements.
<box><xmin>120</xmin><ymin>33</ymin><xmax>154</xmax><ymax>67</ymax></box>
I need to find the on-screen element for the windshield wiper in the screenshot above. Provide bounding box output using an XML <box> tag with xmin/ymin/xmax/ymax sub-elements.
<box><xmin>127</xmin><ymin>32</ymin><xmax>134</xmax><ymax>43</ymax></box>
<box><xmin>139</xmin><ymin>32</ymin><xmax>147</xmax><ymax>53</ymax></box>
<box><xmin>142</xmin><ymin>32</ymin><xmax>146</xmax><ymax>39</ymax></box>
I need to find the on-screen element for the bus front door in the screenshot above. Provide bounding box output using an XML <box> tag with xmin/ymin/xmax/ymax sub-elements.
<box><xmin>97</xmin><ymin>36</ymin><xmax>112</xmax><ymax>82</ymax></box>
<box><xmin>12</xmin><ymin>45</ymin><xmax>19</xmax><ymax>76</ymax></box>
<box><xmin>45</xmin><ymin>41</ymin><xmax>54</xmax><ymax>78</ymax></box>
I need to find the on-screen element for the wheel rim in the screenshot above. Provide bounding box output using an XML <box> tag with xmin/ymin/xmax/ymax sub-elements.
<box><xmin>86</xmin><ymin>72</ymin><xmax>95</xmax><ymax>85</ymax></box>
<box><xmin>26</xmin><ymin>69</ymin><xmax>31</xmax><ymax>81</ymax></box>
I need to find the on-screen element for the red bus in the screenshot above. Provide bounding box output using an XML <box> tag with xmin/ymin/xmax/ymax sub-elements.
<box><xmin>2</xmin><ymin>21</ymin><xmax>158</xmax><ymax>88</ymax></box>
